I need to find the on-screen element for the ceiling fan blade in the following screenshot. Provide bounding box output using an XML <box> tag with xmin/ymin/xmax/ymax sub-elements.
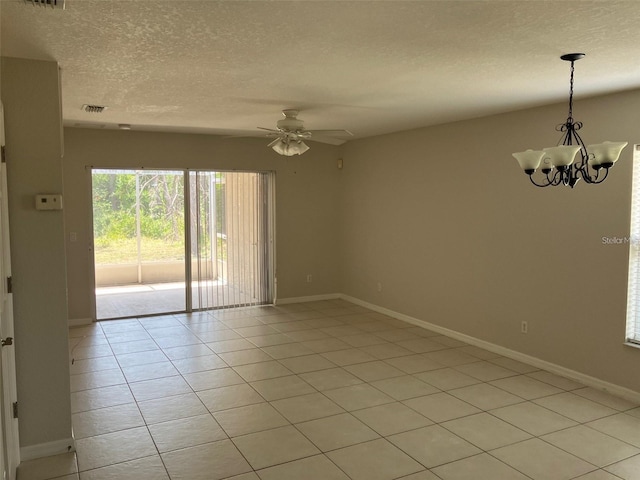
<box><xmin>307</xmin><ymin>129</ymin><xmax>354</xmax><ymax>137</ymax></box>
<box><xmin>306</xmin><ymin>136</ymin><xmax>349</xmax><ymax>146</ymax></box>
<box><xmin>231</xmin><ymin>96</ymin><xmax>379</xmax><ymax>111</ymax></box>
<box><xmin>223</xmin><ymin>131</ymin><xmax>279</xmax><ymax>140</ymax></box>
<box><xmin>222</xmin><ymin>133</ymin><xmax>265</xmax><ymax>139</ymax></box>
<box><xmin>257</xmin><ymin>127</ymin><xmax>280</xmax><ymax>132</ymax></box>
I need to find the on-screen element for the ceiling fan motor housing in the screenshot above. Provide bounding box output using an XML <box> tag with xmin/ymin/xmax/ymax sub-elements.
<box><xmin>277</xmin><ymin>109</ymin><xmax>304</xmax><ymax>131</ymax></box>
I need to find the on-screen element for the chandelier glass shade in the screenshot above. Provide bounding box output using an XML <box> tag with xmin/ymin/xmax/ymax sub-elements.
<box><xmin>512</xmin><ymin>53</ymin><xmax>628</xmax><ymax>188</ymax></box>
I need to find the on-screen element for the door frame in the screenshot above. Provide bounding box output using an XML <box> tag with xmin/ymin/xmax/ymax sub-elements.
<box><xmin>88</xmin><ymin>167</ymin><xmax>275</xmax><ymax>320</ymax></box>
<box><xmin>0</xmin><ymin>101</ymin><xmax>20</xmax><ymax>480</ymax></box>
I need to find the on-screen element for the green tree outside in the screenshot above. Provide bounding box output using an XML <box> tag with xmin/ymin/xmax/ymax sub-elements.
<box><xmin>92</xmin><ymin>170</ymin><xmax>185</xmax><ymax>264</ymax></box>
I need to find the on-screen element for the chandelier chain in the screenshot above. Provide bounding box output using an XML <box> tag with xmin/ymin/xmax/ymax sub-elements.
<box><xmin>568</xmin><ymin>60</ymin><xmax>575</xmax><ymax>121</ymax></box>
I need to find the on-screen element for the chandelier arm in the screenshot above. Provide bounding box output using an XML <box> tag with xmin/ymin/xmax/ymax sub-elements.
<box><xmin>585</xmin><ymin>167</ymin><xmax>610</xmax><ymax>185</ymax></box>
<box><xmin>570</xmin><ymin>128</ymin><xmax>589</xmax><ymax>162</ymax></box>
<box><xmin>528</xmin><ymin>169</ymin><xmax>564</xmax><ymax>188</ymax></box>
<box><xmin>552</xmin><ymin>169</ymin><xmax>564</xmax><ymax>186</ymax></box>
<box><xmin>578</xmin><ymin>161</ymin><xmax>598</xmax><ymax>183</ymax></box>
<box><xmin>529</xmin><ymin>175</ymin><xmax>551</xmax><ymax>188</ymax></box>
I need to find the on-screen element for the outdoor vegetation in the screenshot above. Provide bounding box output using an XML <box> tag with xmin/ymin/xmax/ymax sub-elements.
<box><xmin>92</xmin><ymin>171</ymin><xmax>185</xmax><ymax>264</ymax></box>
<box><xmin>92</xmin><ymin>170</ymin><xmax>227</xmax><ymax>265</ymax></box>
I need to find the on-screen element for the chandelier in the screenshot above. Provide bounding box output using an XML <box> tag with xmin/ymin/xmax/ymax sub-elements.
<box><xmin>513</xmin><ymin>53</ymin><xmax>627</xmax><ymax>188</ymax></box>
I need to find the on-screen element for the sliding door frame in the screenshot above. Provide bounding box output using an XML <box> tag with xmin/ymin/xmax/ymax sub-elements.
<box><xmin>184</xmin><ymin>170</ymin><xmax>193</xmax><ymax>312</ymax></box>
<box><xmin>88</xmin><ymin>166</ymin><xmax>275</xmax><ymax>321</ymax></box>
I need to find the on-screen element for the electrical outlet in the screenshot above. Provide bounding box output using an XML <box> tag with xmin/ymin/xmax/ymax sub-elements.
<box><xmin>521</xmin><ymin>321</ymin><xmax>528</xmax><ymax>334</ymax></box>
<box><xmin>306</xmin><ymin>274</ymin><xmax>312</xmax><ymax>283</ymax></box>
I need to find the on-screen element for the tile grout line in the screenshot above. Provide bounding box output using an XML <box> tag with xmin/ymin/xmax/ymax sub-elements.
<box><xmin>65</xmin><ymin>300</ymin><xmax>640</xmax><ymax>480</ymax></box>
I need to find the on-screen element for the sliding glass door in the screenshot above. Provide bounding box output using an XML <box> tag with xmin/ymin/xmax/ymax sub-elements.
<box><xmin>190</xmin><ymin>171</ymin><xmax>273</xmax><ymax>309</ymax></box>
<box><xmin>92</xmin><ymin>169</ymin><xmax>186</xmax><ymax>319</ymax></box>
<box><xmin>91</xmin><ymin>168</ymin><xmax>273</xmax><ymax>320</ymax></box>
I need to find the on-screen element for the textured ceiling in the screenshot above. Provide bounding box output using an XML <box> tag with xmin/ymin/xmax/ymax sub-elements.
<box><xmin>2</xmin><ymin>0</ymin><xmax>640</xmax><ymax>142</ymax></box>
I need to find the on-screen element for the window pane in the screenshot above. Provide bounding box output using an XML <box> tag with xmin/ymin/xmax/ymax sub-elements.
<box><xmin>626</xmin><ymin>146</ymin><xmax>640</xmax><ymax>343</ymax></box>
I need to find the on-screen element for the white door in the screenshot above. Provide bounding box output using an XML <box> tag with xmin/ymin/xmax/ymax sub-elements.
<box><xmin>0</xmin><ymin>102</ymin><xmax>20</xmax><ymax>480</ymax></box>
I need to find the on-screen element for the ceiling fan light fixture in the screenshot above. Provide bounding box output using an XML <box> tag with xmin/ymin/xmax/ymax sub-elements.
<box><xmin>270</xmin><ymin>138</ymin><xmax>309</xmax><ymax>156</ymax></box>
<box><xmin>293</xmin><ymin>140</ymin><xmax>310</xmax><ymax>155</ymax></box>
<box><xmin>260</xmin><ymin>109</ymin><xmax>353</xmax><ymax>154</ymax></box>
<box><xmin>271</xmin><ymin>139</ymin><xmax>287</xmax><ymax>155</ymax></box>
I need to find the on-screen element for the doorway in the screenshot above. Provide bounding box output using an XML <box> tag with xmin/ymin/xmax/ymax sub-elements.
<box><xmin>0</xmin><ymin>101</ymin><xmax>19</xmax><ymax>480</ymax></box>
<box><xmin>91</xmin><ymin>169</ymin><xmax>274</xmax><ymax>320</ymax></box>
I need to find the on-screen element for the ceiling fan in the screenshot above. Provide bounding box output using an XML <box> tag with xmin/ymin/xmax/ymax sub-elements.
<box><xmin>259</xmin><ymin>109</ymin><xmax>353</xmax><ymax>156</ymax></box>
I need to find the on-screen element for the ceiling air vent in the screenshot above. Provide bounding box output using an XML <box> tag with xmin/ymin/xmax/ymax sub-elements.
<box><xmin>24</xmin><ymin>0</ymin><xmax>65</xmax><ymax>9</ymax></box>
<box><xmin>82</xmin><ymin>104</ymin><xmax>107</xmax><ymax>114</ymax></box>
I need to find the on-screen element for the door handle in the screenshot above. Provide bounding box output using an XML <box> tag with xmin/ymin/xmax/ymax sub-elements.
<box><xmin>1</xmin><ymin>337</ymin><xmax>13</xmax><ymax>347</ymax></box>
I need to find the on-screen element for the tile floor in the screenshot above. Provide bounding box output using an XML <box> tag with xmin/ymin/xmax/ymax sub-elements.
<box><xmin>95</xmin><ymin>281</ymin><xmax>253</xmax><ymax>320</ymax></box>
<box><xmin>18</xmin><ymin>299</ymin><xmax>640</xmax><ymax>480</ymax></box>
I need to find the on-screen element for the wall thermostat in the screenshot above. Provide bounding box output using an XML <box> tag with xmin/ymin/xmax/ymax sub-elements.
<box><xmin>35</xmin><ymin>194</ymin><xmax>63</xmax><ymax>211</ymax></box>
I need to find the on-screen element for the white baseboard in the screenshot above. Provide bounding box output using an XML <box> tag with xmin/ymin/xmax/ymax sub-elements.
<box><xmin>68</xmin><ymin>317</ymin><xmax>92</xmax><ymax>327</ymax></box>
<box><xmin>20</xmin><ymin>437</ymin><xmax>76</xmax><ymax>462</ymax></box>
<box><xmin>275</xmin><ymin>293</ymin><xmax>340</xmax><ymax>305</ymax></box>
<box><xmin>340</xmin><ymin>294</ymin><xmax>640</xmax><ymax>404</ymax></box>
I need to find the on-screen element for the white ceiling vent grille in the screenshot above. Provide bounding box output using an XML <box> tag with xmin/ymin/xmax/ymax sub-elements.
<box><xmin>82</xmin><ymin>104</ymin><xmax>107</xmax><ymax>114</ymax></box>
<box><xmin>24</xmin><ymin>0</ymin><xmax>65</xmax><ymax>9</ymax></box>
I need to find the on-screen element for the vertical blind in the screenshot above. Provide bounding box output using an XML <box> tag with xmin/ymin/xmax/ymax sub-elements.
<box><xmin>190</xmin><ymin>171</ymin><xmax>273</xmax><ymax>310</ymax></box>
<box><xmin>626</xmin><ymin>145</ymin><xmax>640</xmax><ymax>344</ymax></box>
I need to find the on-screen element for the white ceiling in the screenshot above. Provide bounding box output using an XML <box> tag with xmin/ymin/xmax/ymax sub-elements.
<box><xmin>2</xmin><ymin>0</ymin><xmax>640</xmax><ymax>142</ymax></box>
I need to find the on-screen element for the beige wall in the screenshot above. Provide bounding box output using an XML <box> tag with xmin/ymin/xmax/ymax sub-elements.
<box><xmin>0</xmin><ymin>58</ymin><xmax>73</xmax><ymax>449</ymax></box>
<box><xmin>339</xmin><ymin>88</ymin><xmax>640</xmax><ymax>393</ymax></box>
<box><xmin>63</xmin><ymin>128</ymin><xmax>343</xmax><ymax>320</ymax></box>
